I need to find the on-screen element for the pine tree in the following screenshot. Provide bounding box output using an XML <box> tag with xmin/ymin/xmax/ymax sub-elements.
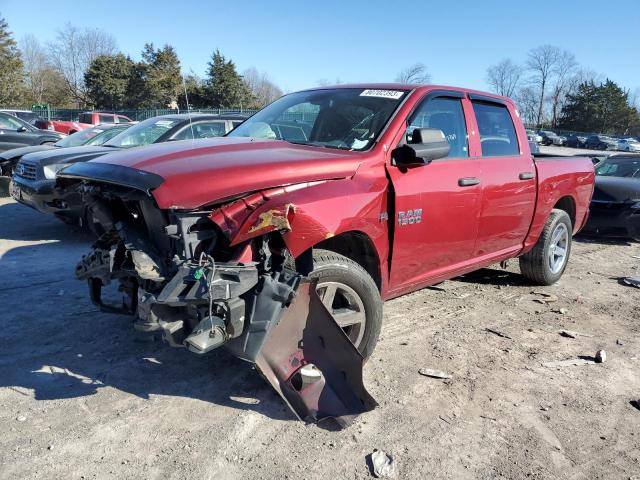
<box><xmin>85</xmin><ymin>54</ymin><xmax>134</xmax><ymax>109</ymax></box>
<box><xmin>205</xmin><ymin>50</ymin><xmax>252</xmax><ymax>108</ymax></box>
<box><xmin>558</xmin><ymin>79</ymin><xmax>640</xmax><ymax>135</ymax></box>
<box><xmin>0</xmin><ymin>15</ymin><xmax>24</xmax><ymax>105</ymax></box>
<box><xmin>139</xmin><ymin>43</ymin><xmax>182</xmax><ymax>108</ymax></box>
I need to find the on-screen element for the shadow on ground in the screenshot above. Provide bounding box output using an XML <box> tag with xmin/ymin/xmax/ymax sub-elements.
<box><xmin>0</xmin><ymin>198</ymin><xmax>294</xmax><ymax>422</ymax></box>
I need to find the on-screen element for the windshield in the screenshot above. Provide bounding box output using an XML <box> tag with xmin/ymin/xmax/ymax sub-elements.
<box><xmin>55</xmin><ymin>126</ymin><xmax>112</xmax><ymax>147</ymax></box>
<box><xmin>596</xmin><ymin>158</ymin><xmax>640</xmax><ymax>178</ymax></box>
<box><xmin>104</xmin><ymin>118</ymin><xmax>179</xmax><ymax>148</ymax></box>
<box><xmin>85</xmin><ymin>125</ymin><xmax>130</xmax><ymax>145</ymax></box>
<box><xmin>228</xmin><ymin>88</ymin><xmax>408</xmax><ymax>151</ymax></box>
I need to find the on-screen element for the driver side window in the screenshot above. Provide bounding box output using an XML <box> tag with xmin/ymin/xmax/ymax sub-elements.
<box><xmin>406</xmin><ymin>97</ymin><xmax>468</xmax><ymax>158</ymax></box>
<box><xmin>0</xmin><ymin>113</ymin><xmax>23</xmax><ymax>130</ymax></box>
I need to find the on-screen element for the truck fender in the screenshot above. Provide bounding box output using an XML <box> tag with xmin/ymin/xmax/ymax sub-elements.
<box><xmin>210</xmin><ymin>178</ymin><xmax>389</xmax><ymax>259</ymax></box>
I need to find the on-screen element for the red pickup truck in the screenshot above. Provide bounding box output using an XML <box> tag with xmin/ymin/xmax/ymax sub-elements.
<box><xmin>59</xmin><ymin>84</ymin><xmax>594</xmax><ymax>426</ymax></box>
<box><xmin>48</xmin><ymin>112</ymin><xmax>132</xmax><ymax>135</ymax></box>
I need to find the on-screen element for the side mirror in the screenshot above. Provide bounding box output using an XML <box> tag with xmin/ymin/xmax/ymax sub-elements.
<box><xmin>17</xmin><ymin>126</ymin><xmax>28</xmax><ymax>132</ymax></box>
<box><xmin>393</xmin><ymin>128</ymin><xmax>450</xmax><ymax>167</ymax></box>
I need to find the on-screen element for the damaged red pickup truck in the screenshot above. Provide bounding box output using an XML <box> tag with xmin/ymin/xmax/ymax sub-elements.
<box><xmin>57</xmin><ymin>84</ymin><xmax>594</xmax><ymax>427</ymax></box>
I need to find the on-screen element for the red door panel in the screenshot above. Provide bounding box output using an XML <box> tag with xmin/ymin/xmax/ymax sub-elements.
<box><xmin>470</xmin><ymin>100</ymin><xmax>536</xmax><ymax>257</ymax></box>
<box><xmin>387</xmin><ymin>159</ymin><xmax>482</xmax><ymax>290</ymax></box>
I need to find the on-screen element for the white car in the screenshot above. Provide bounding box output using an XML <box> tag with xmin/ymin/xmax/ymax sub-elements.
<box><xmin>617</xmin><ymin>138</ymin><xmax>640</xmax><ymax>152</ymax></box>
<box><xmin>526</xmin><ymin>129</ymin><xmax>543</xmax><ymax>144</ymax></box>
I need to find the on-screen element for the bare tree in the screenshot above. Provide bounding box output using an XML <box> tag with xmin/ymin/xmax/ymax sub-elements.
<box><xmin>395</xmin><ymin>63</ymin><xmax>431</xmax><ymax>84</ymax></box>
<box><xmin>631</xmin><ymin>87</ymin><xmax>640</xmax><ymax>111</ymax></box>
<box><xmin>20</xmin><ymin>35</ymin><xmax>49</xmax><ymax>103</ymax></box>
<box><xmin>486</xmin><ymin>59</ymin><xmax>523</xmax><ymax>97</ymax></box>
<box><xmin>242</xmin><ymin>67</ymin><xmax>283</xmax><ymax>108</ymax></box>
<box><xmin>526</xmin><ymin>45</ymin><xmax>561</xmax><ymax>126</ymax></box>
<box><xmin>549</xmin><ymin>50</ymin><xmax>577</xmax><ymax>127</ymax></box>
<box><xmin>48</xmin><ymin>23</ymin><xmax>116</xmax><ymax>106</ymax></box>
<box><xmin>515</xmin><ymin>86</ymin><xmax>540</xmax><ymax>126</ymax></box>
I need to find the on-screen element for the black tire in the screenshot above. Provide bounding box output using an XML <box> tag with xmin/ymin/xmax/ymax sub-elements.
<box><xmin>519</xmin><ymin>209</ymin><xmax>572</xmax><ymax>285</ymax></box>
<box><xmin>308</xmin><ymin>249</ymin><xmax>383</xmax><ymax>360</ymax></box>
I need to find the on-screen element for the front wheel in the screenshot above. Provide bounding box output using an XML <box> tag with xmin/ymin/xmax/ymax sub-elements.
<box><xmin>519</xmin><ymin>209</ymin><xmax>572</xmax><ymax>285</ymax></box>
<box><xmin>308</xmin><ymin>249</ymin><xmax>383</xmax><ymax>360</ymax></box>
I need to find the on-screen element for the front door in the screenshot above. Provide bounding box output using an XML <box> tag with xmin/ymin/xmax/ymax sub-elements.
<box><xmin>0</xmin><ymin>113</ymin><xmax>29</xmax><ymax>151</ymax></box>
<box><xmin>387</xmin><ymin>94</ymin><xmax>482</xmax><ymax>292</ymax></box>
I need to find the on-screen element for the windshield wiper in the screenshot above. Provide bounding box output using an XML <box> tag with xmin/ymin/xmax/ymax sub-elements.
<box><xmin>285</xmin><ymin>140</ymin><xmax>353</xmax><ymax>151</ymax></box>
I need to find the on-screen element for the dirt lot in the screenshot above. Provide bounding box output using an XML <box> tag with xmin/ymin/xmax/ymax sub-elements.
<box><xmin>1</xmin><ymin>193</ymin><xmax>639</xmax><ymax>480</ymax></box>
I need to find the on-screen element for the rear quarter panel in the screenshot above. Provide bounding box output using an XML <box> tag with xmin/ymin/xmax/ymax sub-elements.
<box><xmin>523</xmin><ymin>156</ymin><xmax>595</xmax><ymax>252</ymax></box>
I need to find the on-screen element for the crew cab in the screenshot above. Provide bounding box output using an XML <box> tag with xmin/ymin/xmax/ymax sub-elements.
<box><xmin>48</xmin><ymin>112</ymin><xmax>133</xmax><ymax>135</ymax></box>
<box><xmin>58</xmin><ymin>84</ymin><xmax>595</xmax><ymax>426</ymax></box>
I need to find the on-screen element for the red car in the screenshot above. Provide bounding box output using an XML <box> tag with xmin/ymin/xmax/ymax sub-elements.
<box><xmin>48</xmin><ymin>112</ymin><xmax>132</xmax><ymax>135</ymax></box>
<box><xmin>59</xmin><ymin>84</ymin><xmax>595</xmax><ymax>426</ymax></box>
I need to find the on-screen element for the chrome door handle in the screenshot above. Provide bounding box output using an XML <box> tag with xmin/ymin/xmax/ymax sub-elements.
<box><xmin>458</xmin><ymin>177</ymin><xmax>480</xmax><ymax>187</ymax></box>
<box><xmin>519</xmin><ymin>172</ymin><xmax>534</xmax><ymax>180</ymax></box>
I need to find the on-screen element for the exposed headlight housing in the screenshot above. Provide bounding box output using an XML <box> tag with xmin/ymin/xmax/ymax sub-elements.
<box><xmin>43</xmin><ymin>163</ymin><xmax>70</xmax><ymax>180</ymax></box>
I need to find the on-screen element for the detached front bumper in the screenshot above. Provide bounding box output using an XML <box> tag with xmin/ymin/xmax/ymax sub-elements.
<box><xmin>77</xmin><ymin>240</ymin><xmax>376</xmax><ymax>427</ymax></box>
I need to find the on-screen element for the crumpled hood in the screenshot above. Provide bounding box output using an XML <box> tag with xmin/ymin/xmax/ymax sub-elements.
<box><xmin>592</xmin><ymin>176</ymin><xmax>640</xmax><ymax>203</ymax></box>
<box><xmin>21</xmin><ymin>145</ymin><xmax>115</xmax><ymax>167</ymax></box>
<box><xmin>85</xmin><ymin>137</ymin><xmax>364</xmax><ymax>209</ymax></box>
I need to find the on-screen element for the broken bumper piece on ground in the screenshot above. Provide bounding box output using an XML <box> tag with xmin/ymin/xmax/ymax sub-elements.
<box><xmin>77</xmin><ymin>251</ymin><xmax>376</xmax><ymax>427</ymax></box>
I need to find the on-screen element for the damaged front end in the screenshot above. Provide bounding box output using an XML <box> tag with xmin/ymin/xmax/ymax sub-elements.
<box><xmin>69</xmin><ymin>171</ymin><xmax>375</xmax><ymax>427</ymax></box>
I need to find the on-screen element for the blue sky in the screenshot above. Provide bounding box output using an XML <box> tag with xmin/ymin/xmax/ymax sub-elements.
<box><xmin>3</xmin><ymin>0</ymin><xmax>639</xmax><ymax>94</ymax></box>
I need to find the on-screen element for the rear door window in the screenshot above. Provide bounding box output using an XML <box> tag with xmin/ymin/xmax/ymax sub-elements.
<box><xmin>99</xmin><ymin>114</ymin><xmax>115</xmax><ymax>124</ymax></box>
<box><xmin>472</xmin><ymin>102</ymin><xmax>520</xmax><ymax>156</ymax></box>
<box><xmin>406</xmin><ymin>97</ymin><xmax>469</xmax><ymax>158</ymax></box>
<box><xmin>78</xmin><ymin>113</ymin><xmax>93</xmax><ymax>124</ymax></box>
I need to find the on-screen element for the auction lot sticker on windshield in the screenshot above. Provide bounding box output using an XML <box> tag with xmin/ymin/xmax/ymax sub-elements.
<box><xmin>360</xmin><ymin>89</ymin><xmax>404</xmax><ymax>99</ymax></box>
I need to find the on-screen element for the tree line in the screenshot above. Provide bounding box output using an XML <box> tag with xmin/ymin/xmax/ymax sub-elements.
<box><xmin>0</xmin><ymin>15</ymin><xmax>282</xmax><ymax>110</ymax></box>
<box><xmin>486</xmin><ymin>45</ymin><xmax>640</xmax><ymax>135</ymax></box>
<box><xmin>1</xmin><ymin>14</ymin><xmax>639</xmax><ymax>135</ymax></box>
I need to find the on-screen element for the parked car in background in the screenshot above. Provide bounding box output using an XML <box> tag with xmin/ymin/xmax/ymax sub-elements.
<box><xmin>10</xmin><ymin>113</ymin><xmax>244</xmax><ymax>226</ymax></box>
<box><xmin>583</xmin><ymin>154</ymin><xmax>640</xmax><ymax>241</ymax></box>
<box><xmin>0</xmin><ymin>124</ymin><xmax>130</xmax><ymax>176</ymax></box>
<box><xmin>566</xmin><ymin>134</ymin><xmax>587</xmax><ymax>148</ymax></box>
<box><xmin>617</xmin><ymin>138</ymin><xmax>640</xmax><ymax>152</ymax></box>
<box><xmin>0</xmin><ymin>109</ymin><xmax>50</xmax><ymax>130</ymax></box>
<box><xmin>0</xmin><ymin>111</ymin><xmax>63</xmax><ymax>154</ymax></box>
<box><xmin>526</xmin><ymin>129</ymin><xmax>543</xmax><ymax>144</ymax></box>
<box><xmin>538</xmin><ymin>130</ymin><xmax>565</xmax><ymax>146</ymax></box>
<box><xmin>48</xmin><ymin>111</ymin><xmax>133</xmax><ymax>135</ymax></box>
<box><xmin>585</xmin><ymin>134</ymin><xmax>617</xmax><ymax>150</ymax></box>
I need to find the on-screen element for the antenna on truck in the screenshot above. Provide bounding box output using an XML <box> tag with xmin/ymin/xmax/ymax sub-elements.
<box><xmin>182</xmin><ymin>75</ymin><xmax>195</xmax><ymax>141</ymax></box>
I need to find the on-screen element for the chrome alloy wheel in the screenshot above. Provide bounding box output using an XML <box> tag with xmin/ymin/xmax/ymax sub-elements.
<box><xmin>548</xmin><ymin>223</ymin><xmax>569</xmax><ymax>274</ymax></box>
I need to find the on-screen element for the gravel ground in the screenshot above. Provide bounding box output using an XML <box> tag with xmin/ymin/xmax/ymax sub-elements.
<box><xmin>1</xmin><ymin>190</ymin><xmax>639</xmax><ymax>479</ymax></box>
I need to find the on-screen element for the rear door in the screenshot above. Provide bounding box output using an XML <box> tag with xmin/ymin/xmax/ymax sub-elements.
<box><xmin>387</xmin><ymin>91</ymin><xmax>482</xmax><ymax>290</ymax></box>
<box><xmin>469</xmin><ymin>97</ymin><xmax>536</xmax><ymax>257</ymax></box>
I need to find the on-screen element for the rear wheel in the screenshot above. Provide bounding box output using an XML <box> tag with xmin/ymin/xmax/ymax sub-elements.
<box><xmin>519</xmin><ymin>209</ymin><xmax>572</xmax><ymax>285</ymax></box>
<box><xmin>308</xmin><ymin>249</ymin><xmax>382</xmax><ymax>360</ymax></box>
